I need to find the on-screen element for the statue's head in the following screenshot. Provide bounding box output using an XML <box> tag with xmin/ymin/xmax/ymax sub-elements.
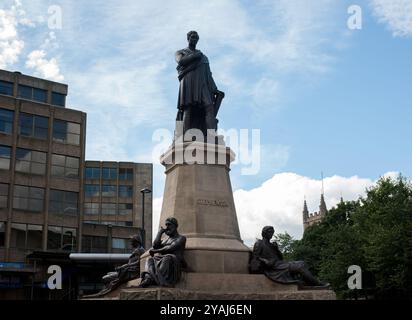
<box><xmin>261</xmin><ymin>226</ymin><xmax>275</xmax><ymax>240</ymax></box>
<box><xmin>187</xmin><ymin>30</ymin><xmax>199</xmax><ymax>47</ymax></box>
<box><xmin>165</xmin><ymin>217</ymin><xmax>179</xmax><ymax>236</ymax></box>
<box><xmin>130</xmin><ymin>234</ymin><xmax>143</xmax><ymax>248</ymax></box>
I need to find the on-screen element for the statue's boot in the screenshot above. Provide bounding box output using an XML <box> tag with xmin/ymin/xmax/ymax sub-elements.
<box><xmin>138</xmin><ymin>276</ymin><xmax>153</xmax><ymax>288</ymax></box>
<box><xmin>301</xmin><ymin>269</ymin><xmax>329</xmax><ymax>288</ymax></box>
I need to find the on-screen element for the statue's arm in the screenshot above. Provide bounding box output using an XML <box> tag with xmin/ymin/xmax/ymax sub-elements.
<box><xmin>252</xmin><ymin>240</ymin><xmax>262</xmax><ymax>258</ymax></box>
<box><xmin>152</xmin><ymin>227</ymin><xmax>165</xmax><ymax>249</ymax></box>
<box><xmin>153</xmin><ymin>236</ymin><xmax>186</xmax><ymax>255</ymax></box>
<box><xmin>176</xmin><ymin>50</ymin><xmax>202</xmax><ymax>67</ymax></box>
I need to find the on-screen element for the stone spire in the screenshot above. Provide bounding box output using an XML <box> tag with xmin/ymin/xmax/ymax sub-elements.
<box><xmin>319</xmin><ymin>172</ymin><xmax>328</xmax><ymax>216</ymax></box>
<box><xmin>319</xmin><ymin>193</ymin><xmax>328</xmax><ymax>216</ymax></box>
<box><xmin>303</xmin><ymin>198</ymin><xmax>309</xmax><ymax>222</ymax></box>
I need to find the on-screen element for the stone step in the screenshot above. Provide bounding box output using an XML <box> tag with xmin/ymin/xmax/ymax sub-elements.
<box><xmin>119</xmin><ymin>287</ymin><xmax>335</xmax><ymax>300</ymax></box>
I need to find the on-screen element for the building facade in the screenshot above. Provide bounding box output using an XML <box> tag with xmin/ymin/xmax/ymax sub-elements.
<box><xmin>83</xmin><ymin>161</ymin><xmax>153</xmax><ymax>250</ymax></box>
<box><xmin>0</xmin><ymin>70</ymin><xmax>86</xmax><ymax>262</ymax></box>
<box><xmin>0</xmin><ymin>69</ymin><xmax>153</xmax><ymax>299</ymax></box>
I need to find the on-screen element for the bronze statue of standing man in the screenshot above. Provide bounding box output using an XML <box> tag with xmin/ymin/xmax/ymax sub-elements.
<box><xmin>176</xmin><ymin>31</ymin><xmax>225</xmax><ymax>137</ymax></box>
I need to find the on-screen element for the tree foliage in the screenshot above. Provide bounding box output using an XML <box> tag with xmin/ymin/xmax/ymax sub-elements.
<box><xmin>288</xmin><ymin>175</ymin><xmax>412</xmax><ymax>299</ymax></box>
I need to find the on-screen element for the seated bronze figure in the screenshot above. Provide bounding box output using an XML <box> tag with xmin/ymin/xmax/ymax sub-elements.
<box><xmin>250</xmin><ymin>226</ymin><xmax>329</xmax><ymax>288</ymax></box>
<box><xmin>86</xmin><ymin>234</ymin><xmax>145</xmax><ymax>297</ymax></box>
<box><xmin>139</xmin><ymin>217</ymin><xmax>187</xmax><ymax>288</ymax></box>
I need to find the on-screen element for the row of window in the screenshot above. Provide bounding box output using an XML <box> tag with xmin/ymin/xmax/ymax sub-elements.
<box><xmin>0</xmin><ymin>80</ymin><xmax>66</xmax><ymax>106</ymax></box>
<box><xmin>0</xmin><ymin>183</ymin><xmax>78</xmax><ymax>214</ymax></box>
<box><xmin>84</xmin><ymin>184</ymin><xmax>133</xmax><ymax>198</ymax></box>
<box><xmin>84</xmin><ymin>220</ymin><xmax>133</xmax><ymax>227</ymax></box>
<box><xmin>0</xmin><ymin>145</ymin><xmax>80</xmax><ymax>177</ymax></box>
<box><xmin>84</xmin><ymin>202</ymin><xmax>133</xmax><ymax>215</ymax></box>
<box><xmin>82</xmin><ymin>235</ymin><xmax>129</xmax><ymax>253</ymax></box>
<box><xmin>0</xmin><ymin>222</ymin><xmax>130</xmax><ymax>252</ymax></box>
<box><xmin>0</xmin><ymin>108</ymin><xmax>81</xmax><ymax>145</ymax></box>
<box><xmin>1</xmin><ymin>183</ymin><xmax>134</xmax><ymax>217</ymax></box>
<box><xmin>85</xmin><ymin>167</ymin><xmax>133</xmax><ymax>180</ymax></box>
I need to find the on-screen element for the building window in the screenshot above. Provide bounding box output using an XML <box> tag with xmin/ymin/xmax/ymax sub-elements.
<box><xmin>62</xmin><ymin>228</ymin><xmax>77</xmax><ymax>251</ymax></box>
<box><xmin>0</xmin><ymin>183</ymin><xmax>9</xmax><ymax>208</ymax></box>
<box><xmin>47</xmin><ymin>226</ymin><xmax>77</xmax><ymax>251</ymax></box>
<box><xmin>81</xmin><ymin>235</ymin><xmax>107</xmax><ymax>253</ymax></box>
<box><xmin>118</xmin><ymin>203</ymin><xmax>133</xmax><ymax>215</ymax></box>
<box><xmin>115</xmin><ymin>221</ymin><xmax>133</xmax><ymax>227</ymax></box>
<box><xmin>102</xmin><ymin>185</ymin><xmax>116</xmax><ymax>197</ymax></box>
<box><xmin>53</xmin><ymin>119</ymin><xmax>81</xmax><ymax>145</ymax></box>
<box><xmin>119</xmin><ymin>168</ymin><xmax>133</xmax><ymax>180</ymax></box>
<box><xmin>51</xmin><ymin>154</ymin><xmax>79</xmax><ymax>178</ymax></box>
<box><xmin>83</xmin><ymin>220</ymin><xmax>99</xmax><ymax>225</ymax></box>
<box><xmin>0</xmin><ymin>80</ymin><xmax>13</xmax><ymax>96</ymax></box>
<box><xmin>119</xmin><ymin>185</ymin><xmax>133</xmax><ymax>198</ymax></box>
<box><xmin>19</xmin><ymin>113</ymin><xmax>49</xmax><ymax>140</ymax></box>
<box><xmin>101</xmin><ymin>203</ymin><xmax>116</xmax><ymax>215</ymax></box>
<box><xmin>85</xmin><ymin>167</ymin><xmax>100</xmax><ymax>179</ymax></box>
<box><xmin>15</xmin><ymin>148</ymin><xmax>47</xmax><ymax>175</ymax></box>
<box><xmin>18</xmin><ymin>85</ymin><xmax>47</xmax><ymax>103</ymax></box>
<box><xmin>9</xmin><ymin>223</ymin><xmax>43</xmax><ymax>250</ymax></box>
<box><xmin>0</xmin><ymin>108</ymin><xmax>14</xmax><ymax>134</ymax></box>
<box><xmin>85</xmin><ymin>185</ymin><xmax>100</xmax><ymax>198</ymax></box>
<box><xmin>52</xmin><ymin>92</ymin><xmax>66</xmax><ymax>107</ymax></box>
<box><xmin>27</xmin><ymin>224</ymin><xmax>43</xmax><ymax>250</ymax></box>
<box><xmin>112</xmin><ymin>238</ymin><xmax>128</xmax><ymax>253</ymax></box>
<box><xmin>49</xmin><ymin>190</ymin><xmax>79</xmax><ymax>216</ymax></box>
<box><xmin>47</xmin><ymin>226</ymin><xmax>61</xmax><ymax>250</ymax></box>
<box><xmin>0</xmin><ymin>145</ymin><xmax>11</xmax><ymax>170</ymax></box>
<box><xmin>100</xmin><ymin>221</ymin><xmax>115</xmax><ymax>226</ymax></box>
<box><xmin>0</xmin><ymin>222</ymin><xmax>5</xmax><ymax>247</ymax></box>
<box><xmin>18</xmin><ymin>85</ymin><xmax>32</xmax><ymax>99</ymax></box>
<box><xmin>84</xmin><ymin>202</ymin><xmax>99</xmax><ymax>215</ymax></box>
<box><xmin>13</xmin><ymin>185</ymin><xmax>44</xmax><ymax>212</ymax></box>
<box><xmin>10</xmin><ymin>223</ymin><xmax>26</xmax><ymax>249</ymax></box>
<box><xmin>102</xmin><ymin>167</ymin><xmax>117</xmax><ymax>180</ymax></box>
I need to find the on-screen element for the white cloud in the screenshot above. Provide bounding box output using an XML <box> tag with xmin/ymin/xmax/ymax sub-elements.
<box><xmin>151</xmin><ymin>171</ymin><xmax>397</xmax><ymax>246</ymax></box>
<box><xmin>370</xmin><ymin>0</ymin><xmax>412</xmax><ymax>37</ymax></box>
<box><xmin>233</xmin><ymin>172</ymin><xmax>377</xmax><ymax>245</ymax></box>
<box><xmin>0</xmin><ymin>1</ymin><xmax>25</xmax><ymax>68</ymax></box>
<box><xmin>51</xmin><ymin>0</ymin><xmax>345</xmax><ymax>161</ymax></box>
<box><xmin>25</xmin><ymin>49</ymin><xmax>64</xmax><ymax>81</ymax></box>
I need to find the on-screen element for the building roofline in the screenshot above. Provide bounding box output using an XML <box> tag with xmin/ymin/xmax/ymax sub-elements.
<box><xmin>0</xmin><ymin>69</ymin><xmax>68</xmax><ymax>88</ymax></box>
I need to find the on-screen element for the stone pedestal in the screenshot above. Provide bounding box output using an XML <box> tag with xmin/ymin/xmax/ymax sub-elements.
<box><xmin>141</xmin><ymin>141</ymin><xmax>251</xmax><ymax>274</ymax></box>
<box><xmin>131</xmin><ymin>141</ymin><xmax>335</xmax><ymax>300</ymax></box>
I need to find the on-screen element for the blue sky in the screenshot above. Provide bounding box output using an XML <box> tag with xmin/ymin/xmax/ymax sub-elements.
<box><xmin>1</xmin><ymin>0</ymin><xmax>411</xmax><ymax>242</ymax></box>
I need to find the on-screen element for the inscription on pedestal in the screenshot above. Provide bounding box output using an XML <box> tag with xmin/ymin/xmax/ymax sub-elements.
<box><xmin>197</xmin><ymin>199</ymin><xmax>229</xmax><ymax>207</ymax></box>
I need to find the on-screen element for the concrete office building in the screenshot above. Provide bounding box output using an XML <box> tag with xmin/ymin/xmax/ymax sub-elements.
<box><xmin>0</xmin><ymin>69</ymin><xmax>153</xmax><ymax>299</ymax></box>
<box><xmin>83</xmin><ymin>161</ymin><xmax>153</xmax><ymax>248</ymax></box>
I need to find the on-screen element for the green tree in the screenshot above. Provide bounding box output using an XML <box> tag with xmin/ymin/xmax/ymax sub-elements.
<box><xmin>274</xmin><ymin>232</ymin><xmax>297</xmax><ymax>260</ymax></box>
<box><xmin>291</xmin><ymin>174</ymin><xmax>412</xmax><ymax>299</ymax></box>
<box><xmin>353</xmin><ymin>175</ymin><xmax>412</xmax><ymax>299</ymax></box>
<box><xmin>317</xmin><ymin>201</ymin><xmax>366</xmax><ymax>299</ymax></box>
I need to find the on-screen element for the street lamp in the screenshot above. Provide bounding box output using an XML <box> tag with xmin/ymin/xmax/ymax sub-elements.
<box><xmin>140</xmin><ymin>188</ymin><xmax>152</xmax><ymax>248</ymax></box>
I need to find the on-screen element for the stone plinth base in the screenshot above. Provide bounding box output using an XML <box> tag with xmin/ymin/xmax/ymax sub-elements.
<box><xmin>120</xmin><ymin>288</ymin><xmax>335</xmax><ymax>300</ymax></box>
<box><xmin>120</xmin><ymin>273</ymin><xmax>336</xmax><ymax>300</ymax></box>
